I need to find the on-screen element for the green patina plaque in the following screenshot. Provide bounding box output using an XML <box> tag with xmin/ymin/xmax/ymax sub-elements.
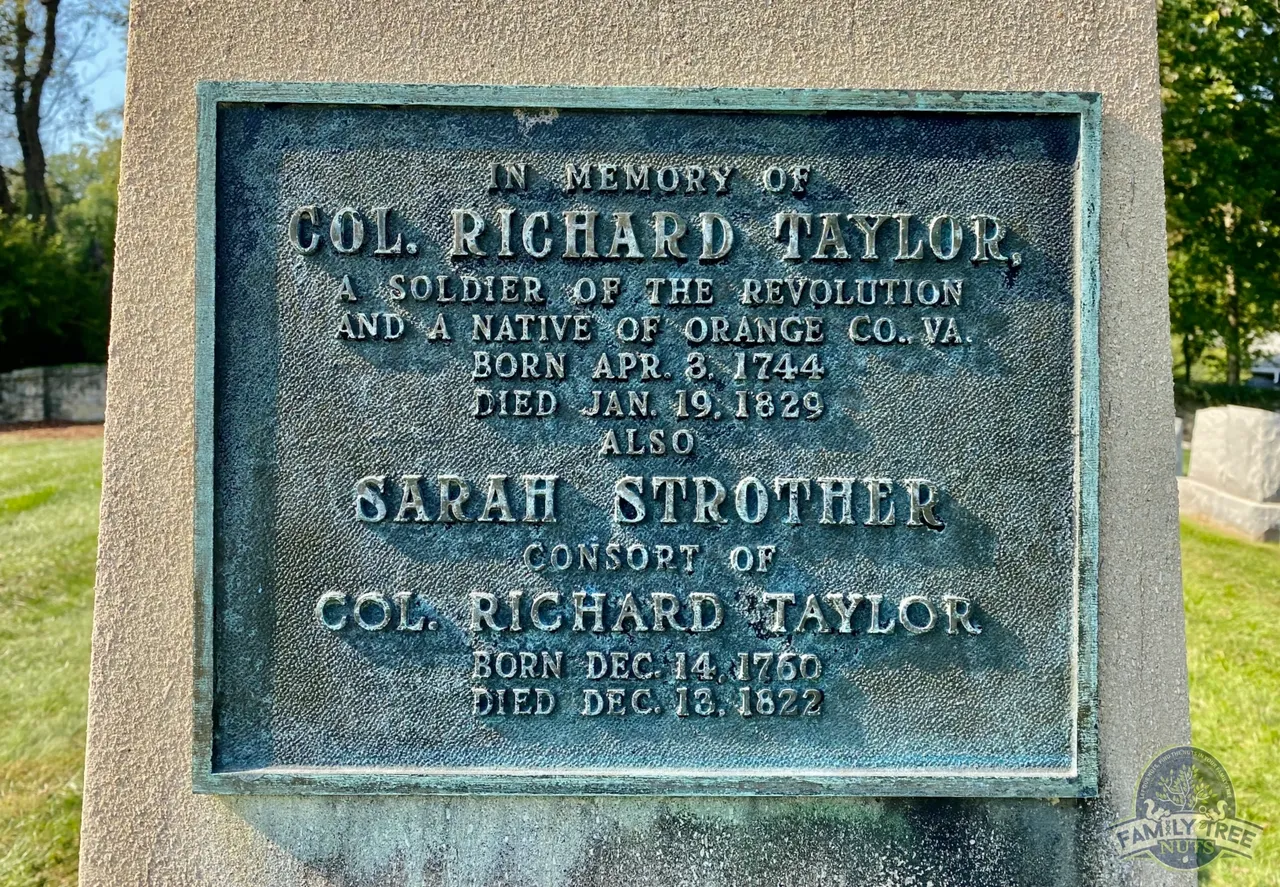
<box><xmin>192</xmin><ymin>83</ymin><xmax>1099</xmax><ymax>796</ymax></box>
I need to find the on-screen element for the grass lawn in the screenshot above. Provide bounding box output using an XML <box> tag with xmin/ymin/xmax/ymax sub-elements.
<box><xmin>0</xmin><ymin>428</ymin><xmax>101</xmax><ymax>887</ymax></box>
<box><xmin>0</xmin><ymin>429</ymin><xmax>1277</xmax><ymax>884</ymax></box>
<box><xmin>1182</xmin><ymin>518</ymin><xmax>1280</xmax><ymax>886</ymax></box>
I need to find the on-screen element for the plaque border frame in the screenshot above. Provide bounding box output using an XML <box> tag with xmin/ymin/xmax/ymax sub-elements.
<box><xmin>192</xmin><ymin>82</ymin><xmax>1101</xmax><ymax>798</ymax></box>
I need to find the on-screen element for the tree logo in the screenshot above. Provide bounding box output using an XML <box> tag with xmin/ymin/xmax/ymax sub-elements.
<box><xmin>1110</xmin><ymin>746</ymin><xmax>1263</xmax><ymax>870</ymax></box>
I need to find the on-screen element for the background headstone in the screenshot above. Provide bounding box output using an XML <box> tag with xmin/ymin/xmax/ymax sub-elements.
<box><xmin>79</xmin><ymin>2</ymin><xmax>1190</xmax><ymax>885</ymax></box>
<box><xmin>1179</xmin><ymin>405</ymin><xmax>1280</xmax><ymax>541</ymax></box>
<box><xmin>1175</xmin><ymin>416</ymin><xmax>1185</xmax><ymax>476</ymax></box>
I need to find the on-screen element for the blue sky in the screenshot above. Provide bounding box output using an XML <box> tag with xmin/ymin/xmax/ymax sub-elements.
<box><xmin>0</xmin><ymin>11</ymin><xmax>127</xmax><ymax>164</ymax></box>
<box><xmin>40</xmin><ymin>12</ymin><xmax>129</xmax><ymax>152</ymax></box>
<box><xmin>83</xmin><ymin>24</ymin><xmax>126</xmax><ymax>117</ymax></box>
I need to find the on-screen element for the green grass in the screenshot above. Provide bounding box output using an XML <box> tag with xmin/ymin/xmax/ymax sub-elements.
<box><xmin>0</xmin><ymin>433</ymin><xmax>1276</xmax><ymax>884</ymax></box>
<box><xmin>1182</xmin><ymin>518</ymin><xmax>1280</xmax><ymax>885</ymax></box>
<box><xmin>0</xmin><ymin>431</ymin><xmax>101</xmax><ymax>887</ymax></box>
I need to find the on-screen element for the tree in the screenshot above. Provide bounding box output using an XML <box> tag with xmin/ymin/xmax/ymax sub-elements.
<box><xmin>0</xmin><ymin>2</ymin><xmax>123</xmax><ymax>371</ymax></box>
<box><xmin>1160</xmin><ymin>0</ymin><xmax>1280</xmax><ymax>384</ymax></box>
<box><xmin>1168</xmin><ymin>244</ymin><xmax>1215</xmax><ymax>382</ymax></box>
<box><xmin>0</xmin><ymin>122</ymin><xmax>117</xmax><ymax>371</ymax></box>
<box><xmin>0</xmin><ymin>151</ymin><xmax>13</xmax><ymax>213</ymax></box>
<box><xmin>1</xmin><ymin>0</ymin><xmax>60</xmax><ymax>227</ymax></box>
<box><xmin>50</xmin><ymin>111</ymin><xmax>119</xmax><ymax>273</ymax></box>
<box><xmin>0</xmin><ymin>214</ymin><xmax>73</xmax><ymax>360</ymax></box>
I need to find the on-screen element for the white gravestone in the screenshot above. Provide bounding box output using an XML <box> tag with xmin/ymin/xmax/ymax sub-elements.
<box><xmin>1179</xmin><ymin>405</ymin><xmax>1280</xmax><ymax>540</ymax></box>
<box><xmin>1175</xmin><ymin>417</ymin><xmax>1185</xmax><ymax>476</ymax></box>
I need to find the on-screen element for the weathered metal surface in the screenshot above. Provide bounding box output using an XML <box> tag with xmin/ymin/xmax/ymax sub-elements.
<box><xmin>193</xmin><ymin>83</ymin><xmax>1099</xmax><ymax>797</ymax></box>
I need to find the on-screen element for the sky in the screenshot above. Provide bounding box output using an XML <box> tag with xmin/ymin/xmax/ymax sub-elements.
<box><xmin>82</xmin><ymin>22</ymin><xmax>127</xmax><ymax>117</ymax></box>
<box><xmin>30</xmin><ymin>10</ymin><xmax>130</xmax><ymax>155</ymax></box>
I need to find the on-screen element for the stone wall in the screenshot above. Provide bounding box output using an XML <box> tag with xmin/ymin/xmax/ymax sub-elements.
<box><xmin>0</xmin><ymin>364</ymin><xmax>107</xmax><ymax>424</ymax></box>
<box><xmin>0</xmin><ymin>368</ymin><xmax>47</xmax><ymax>423</ymax></box>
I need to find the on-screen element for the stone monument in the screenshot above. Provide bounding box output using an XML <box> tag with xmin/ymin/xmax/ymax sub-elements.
<box><xmin>1179</xmin><ymin>405</ymin><xmax>1280</xmax><ymax>541</ymax></box>
<box><xmin>80</xmin><ymin>2</ymin><xmax>1190</xmax><ymax>885</ymax></box>
<box><xmin>1175</xmin><ymin>417</ymin><xmax>1185</xmax><ymax>475</ymax></box>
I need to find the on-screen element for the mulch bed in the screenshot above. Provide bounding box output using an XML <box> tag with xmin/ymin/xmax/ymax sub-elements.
<box><xmin>0</xmin><ymin>421</ymin><xmax>104</xmax><ymax>440</ymax></box>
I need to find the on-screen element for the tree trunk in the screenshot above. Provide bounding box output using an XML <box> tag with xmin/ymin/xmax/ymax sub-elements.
<box><xmin>1182</xmin><ymin>336</ymin><xmax>1194</xmax><ymax>384</ymax></box>
<box><xmin>9</xmin><ymin>0</ymin><xmax>59</xmax><ymax>229</ymax></box>
<box><xmin>1225</xmin><ymin>264</ymin><xmax>1241</xmax><ymax>386</ymax></box>
<box><xmin>0</xmin><ymin>165</ymin><xmax>14</xmax><ymax>215</ymax></box>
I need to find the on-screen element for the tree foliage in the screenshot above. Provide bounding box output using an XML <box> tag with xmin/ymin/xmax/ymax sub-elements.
<box><xmin>1161</xmin><ymin>0</ymin><xmax>1280</xmax><ymax>383</ymax></box>
<box><xmin>0</xmin><ymin>0</ymin><xmax>123</xmax><ymax>372</ymax></box>
<box><xmin>0</xmin><ymin>120</ymin><xmax>115</xmax><ymax>371</ymax></box>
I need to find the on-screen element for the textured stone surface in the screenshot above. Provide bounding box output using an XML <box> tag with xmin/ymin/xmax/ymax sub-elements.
<box><xmin>1188</xmin><ymin>405</ymin><xmax>1280</xmax><ymax>503</ymax></box>
<box><xmin>80</xmin><ymin>1</ymin><xmax>1189</xmax><ymax>885</ymax></box>
<box><xmin>1178</xmin><ymin>476</ymin><xmax>1280</xmax><ymax>542</ymax></box>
